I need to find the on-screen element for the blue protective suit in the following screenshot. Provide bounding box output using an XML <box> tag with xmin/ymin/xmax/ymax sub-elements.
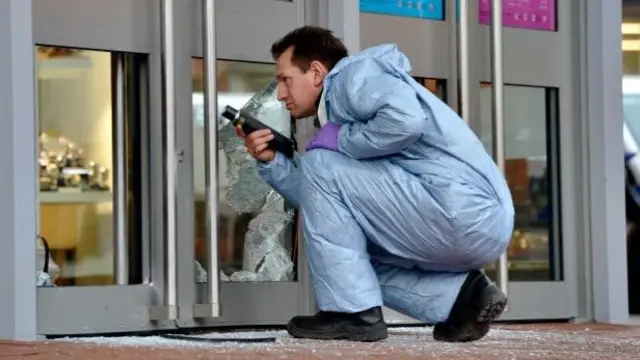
<box><xmin>257</xmin><ymin>44</ymin><xmax>514</xmax><ymax>324</ymax></box>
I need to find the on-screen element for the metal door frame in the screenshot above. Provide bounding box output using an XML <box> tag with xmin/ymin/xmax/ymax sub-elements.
<box><xmin>16</xmin><ymin>0</ymin><xmax>633</xmax><ymax>339</ymax></box>
<box><xmin>170</xmin><ymin>0</ymin><xmax>315</xmax><ymax>328</ymax></box>
<box><xmin>33</xmin><ymin>0</ymin><xmax>173</xmax><ymax>336</ymax></box>
<box><xmin>34</xmin><ymin>0</ymin><xmax>323</xmax><ymax>335</ymax></box>
<box><xmin>33</xmin><ymin>0</ymin><xmax>583</xmax><ymax>335</ymax></box>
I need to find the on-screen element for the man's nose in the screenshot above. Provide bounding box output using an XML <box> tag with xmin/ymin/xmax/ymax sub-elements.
<box><xmin>277</xmin><ymin>86</ymin><xmax>287</xmax><ymax>102</ymax></box>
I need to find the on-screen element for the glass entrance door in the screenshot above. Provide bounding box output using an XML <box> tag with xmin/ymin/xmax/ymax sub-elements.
<box><xmin>37</xmin><ymin>0</ymin><xmax>315</xmax><ymax>335</ymax></box>
<box><xmin>35</xmin><ymin>0</ymin><xmax>579</xmax><ymax>336</ymax></box>
<box><xmin>360</xmin><ymin>0</ymin><xmax>577</xmax><ymax>324</ymax></box>
<box><xmin>169</xmin><ymin>0</ymin><xmax>312</xmax><ymax>328</ymax></box>
<box><xmin>462</xmin><ymin>0</ymin><xmax>574</xmax><ymax>322</ymax></box>
<box><xmin>34</xmin><ymin>0</ymin><xmax>173</xmax><ymax>335</ymax></box>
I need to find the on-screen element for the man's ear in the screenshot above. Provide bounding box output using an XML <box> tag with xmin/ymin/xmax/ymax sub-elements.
<box><xmin>309</xmin><ymin>60</ymin><xmax>327</xmax><ymax>87</ymax></box>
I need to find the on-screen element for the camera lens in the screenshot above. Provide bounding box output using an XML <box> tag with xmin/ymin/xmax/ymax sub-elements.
<box><xmin>221</xmin><ymin>106</ymin><xmax>238</xmax><ymax>121</ymax></box>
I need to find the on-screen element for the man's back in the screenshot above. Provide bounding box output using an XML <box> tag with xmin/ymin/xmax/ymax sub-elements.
<box><xmin>323</xmin><ymin>44</ymin><xmax>513</xmax><ymax>208</ymax></box>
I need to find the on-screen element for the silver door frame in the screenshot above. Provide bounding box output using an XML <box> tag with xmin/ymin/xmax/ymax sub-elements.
<box><xmin>34</xmin><ymin>0</ymin><xmax>585</xmax><ymax>335</ymax></box>
<box><xmin>35</xmin><ymin>0</ymin><xmax>324</xmax><ymax>335</ymax></box>
<box><xmin>33</xmin><ymin>0</ymin><xmax>173</xmax><ymax>336</ymax></box>
<box><xmin>172</xmin><ymin>0</ymin><xmax>315</xmax><ymax>328</ymax></box>
<box><xmin>0</xmin><ymin>0</ymin><xmax>38</xmax><ymax>340</ymax></box>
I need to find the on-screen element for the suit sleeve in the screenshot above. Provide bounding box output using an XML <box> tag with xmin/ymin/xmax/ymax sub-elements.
<box><xmin>256</xmin><ymin>151</ymin><xmax>300</xmax><ymax>208</ymax></box>
<box><xmin>336</xmin><ymin>72</ymin><xmax>425</xmax><ymax>160</ymax></box>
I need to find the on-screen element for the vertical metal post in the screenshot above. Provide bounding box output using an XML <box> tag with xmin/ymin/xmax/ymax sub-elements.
<box><xmin>447</xmin><ymin>0</ymin><xmax>459</xmax><ymax>113</ymax></box>
<box><xmin>326</xmin><ymin>0</ymin><xmax>360</xmax><ymax>55</ymax></box>
<box><xmin>113</xmin><ymin>56</ymin><xmax>129</xmax><ymax>285</ymax></box>
<box><xmin>490</xmin><ymin>0</ymin><xmax>509</xmax><ymax>297</ymax></box>
<box><xmin>150</xmin><ymin>0</ymin><xmax>178</xmax><ymax>320</ymax></box>
<box><xmin>583</xmin><ymin>0</ymin><xmax>628</xmax><ymax>324</ymax></box>
<box><xmin>193</xmin><ymin>0</ymin><xmax>221</xmax><ymax>318</ymax></box>
<box><xmin>0</xmin><ymin>0</ymin><xmax>37</xmax><ymax>340</ymax></box>
<box><xmin>458</xmin><ymin>0</ymin><xmax>471</xmax><ymax>123</ymax></box>
<box><xmin>137</xmin><ymin>59</ymin><xmax>152</xmax><ymax>285</ymax></box>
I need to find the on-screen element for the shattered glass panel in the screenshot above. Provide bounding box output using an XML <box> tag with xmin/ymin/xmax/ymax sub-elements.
<box><xmin>192</xmin><ymin>59</ymin><xmax>296</xmax><ymax>283</ymax></box>
<box><xmin>238</xmin><ymin>79</ymin><xmax>291</xmax><ymax>135</ymax></box>
<box><xmin>36</xmin><ymin>236</ymin><xmax>59</xmax><ymax>287</ymax></box>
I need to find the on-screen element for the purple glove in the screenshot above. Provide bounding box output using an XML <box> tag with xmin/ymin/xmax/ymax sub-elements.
<box><xmin>305</xmin><ymin>122</ymin><xmax>341</xmax><ymax>152</ymax></box>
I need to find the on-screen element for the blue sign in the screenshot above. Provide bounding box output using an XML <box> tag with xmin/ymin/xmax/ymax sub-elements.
<box><xmin>360</xmin><ymin>0</ymin><xmax>445</xmax><ymax>21</ymax></box>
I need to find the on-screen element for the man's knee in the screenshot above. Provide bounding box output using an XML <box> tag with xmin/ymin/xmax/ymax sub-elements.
<box><xmin>461</xmin><ymin>204</ymin><xmax>514</xmax><ymax>267</ymax></box>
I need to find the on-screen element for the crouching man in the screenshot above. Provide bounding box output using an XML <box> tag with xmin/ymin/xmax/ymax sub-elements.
<box><xmin>236</xmin><ymin>26</ymin><xmax>514</xmax><ymax>343</ymax></box>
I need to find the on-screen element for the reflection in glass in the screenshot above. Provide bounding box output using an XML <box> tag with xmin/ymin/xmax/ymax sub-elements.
<box><xmin>36</xmin><ymin>47</ymin><xmax>142</xmax><ymax>286</ymax></box>
<box><xmin>192</xmin><ymin>59</ymin><xmax>296</xmax><ymax>283</ymax></box>
<box><xmin>476</xmin><ymin>84</ymin><xmax>561</xmax><ymax>281</ymax></box>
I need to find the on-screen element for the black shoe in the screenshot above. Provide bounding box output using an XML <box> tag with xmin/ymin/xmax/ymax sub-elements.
<box><xmin>286</xmin><ymin>306</ymin><xmax>388</xmax><ymax>342</ymax></box>
<box><xmin>433</xmin><ymin>270</ymin><xmax>507</xmax><ymax>343</ymax></box>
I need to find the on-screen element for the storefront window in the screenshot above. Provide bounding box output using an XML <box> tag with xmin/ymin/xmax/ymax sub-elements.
<box><xmin>36</xmin><ymin>47</ymin><xmax>143</xmax><ymax>287</ymax></box>
<box><xmin>477</xmin><ymin>84</ymin><xmax>562</xmax><ymax>282</ymax></box>
<box><xmin>191</xmin><ymin>59</ymin><xmax>296</xmax><ymax>283</ymax></box>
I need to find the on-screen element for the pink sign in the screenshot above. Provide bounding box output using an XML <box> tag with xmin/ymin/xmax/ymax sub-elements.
<box><xmin>479</xmin><ymin>0</ymin><xmax>556</xmax><ymax>31</ymax></box>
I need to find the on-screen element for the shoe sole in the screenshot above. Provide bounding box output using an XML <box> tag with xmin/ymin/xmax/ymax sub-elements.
<box><xmin>286</xmin><ymin>322</ymin><xmax>389</xmax><ymax>342</ymax></box>
<box><xmin>477</xmin><ymin>285</ymin><xmax>508</xmax><ymax>322</ymax></box>
<box><xmin>433</xmin><ymin>285</ymin><xmax>508</xmax><ymax>343</ymax></box>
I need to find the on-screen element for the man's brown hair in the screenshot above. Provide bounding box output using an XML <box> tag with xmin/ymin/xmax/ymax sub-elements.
<box><xmin>270</xmin><ymin>26</ymin><xmax>349</xmax><ymax>72</ymax></box>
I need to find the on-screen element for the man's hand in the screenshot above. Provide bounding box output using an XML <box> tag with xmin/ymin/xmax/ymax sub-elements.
<box><xmin>236</xmin><ymin>126</ymin><xmax>276</xmax><ymax>162</ymax></box>
<box><xmin>306</xmin><ymin>122</ymin><xmax>341</xmax><ymax>152</ymax></box>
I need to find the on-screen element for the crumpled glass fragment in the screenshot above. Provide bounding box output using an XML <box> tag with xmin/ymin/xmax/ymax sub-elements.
<box><xmin>213</xmin><ymin>80</ymin><xmax>296</xmax><ymax>282</ymax></box>
<box><xmin>240</xmin><ymin>79</ymin><xmax>290</xmax><ymax>135</ymax></box>
<box><xmin>205</xmin><ymin>125</ymin><xmax>296</xmax><ymax>282</ymax></box>
<box><xmin>217</xmin><ymin>78</ymin><xmax>294</xmax><ymax>214</ymax></box>
<box><xmin>194</xmin><ymin>260</ymin><xmax>229</xmax><ymax>283</ymax></box>
<box><xmin>261</xmin><ymin>189</ymin><xmax>286</xmax><ymax>212</ymax></box>
<box><xmin>36</xmin><ymin>270</ymin><xmax>55</xmax><ymax>287</ymax></box>
<box><xmin>228</xmin><ymin>270</ymin><xmax>261</xmax><ymax>282</ymax></box>
<box><xmin>230</xmin><ymin>191</ymin><xmax>295</xmax><ymax>282</ymax></box>
<box><xmin>218</xmin><ymin>123</ymin><xmax>272</xmax><ymax>213</ymax></box>
<box><xmin>36</xmin><ymin>237</ymin><xmax>59</xmax><ymax>287</ymax></box>
<box><xmin>196</xmin><ymin>190</ymin><xmax>295</xmax><ymax>283</ymax></box>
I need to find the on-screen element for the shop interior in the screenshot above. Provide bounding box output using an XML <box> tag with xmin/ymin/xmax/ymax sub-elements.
<box><xmin>35</xmin><ymin>45</ymin><xmax>556</xmax><ymax>289</ymax></box>
<box><xmin>36</xmin><ymin>47</ymin><xmax>114</xmax><ymax>286</ymax></box>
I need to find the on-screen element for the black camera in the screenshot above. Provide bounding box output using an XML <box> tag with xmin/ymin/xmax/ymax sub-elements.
<box><xmin>221</xmin><ymin>105</ymin><xmax>295</xmax><ymax>159</ymax></box>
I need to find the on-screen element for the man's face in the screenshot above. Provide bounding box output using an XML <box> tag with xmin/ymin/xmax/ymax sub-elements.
<box><xmin>275</xmin><ymin>47</ymin><xmax>326</xmax><ymax>119</ymax></box>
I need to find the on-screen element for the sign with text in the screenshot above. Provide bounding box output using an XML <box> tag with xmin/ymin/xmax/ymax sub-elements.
<box><xmin>478</xmin><ymin>0</ymin><xmax>556</xmax><ymax>31</ymax></box>
<box><xmin>360</xmin><ymin>0</ymin><xmax>445</xmax><ymax>21</ymax></box>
